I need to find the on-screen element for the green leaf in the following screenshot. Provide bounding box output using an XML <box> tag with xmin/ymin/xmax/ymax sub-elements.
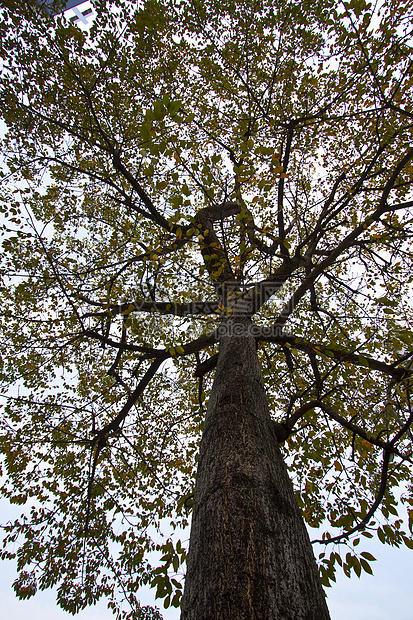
<box><xmin>403</xmin><ymin>537</ymin><xmax>413</xmax><ymax>550</ymax></box>
<box><xmin>377</xmin><ymin>297</ymin><xmax>398</xmax><ymax>307</ymax></box>
<box><xmin>153</xmin><ymin>100</ymin><xmax>166</xmax><ymax>121</ymax></box>
<box><xmin>360</xmin><ymin>558</ymin><xmax>373</xmax><ymax>574</ymax></box>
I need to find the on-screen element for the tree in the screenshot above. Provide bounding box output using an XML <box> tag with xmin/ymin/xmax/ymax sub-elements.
<box><xmin>0</xmin><ymin>0</ymin><xmax>413</xmax><ymax>617</ymax></box>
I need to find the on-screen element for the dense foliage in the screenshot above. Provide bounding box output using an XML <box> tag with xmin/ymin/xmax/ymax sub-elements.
<box><xmin>0</xmin><ymin>0</ymin><xmax>413</xmax><ymax>617</ymax></box>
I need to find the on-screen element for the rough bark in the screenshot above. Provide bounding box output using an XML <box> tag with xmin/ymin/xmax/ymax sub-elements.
<box><xmin>181</xmin><ymin>317</ymin><xmax>331</xmax><ymax>620</ymax></box>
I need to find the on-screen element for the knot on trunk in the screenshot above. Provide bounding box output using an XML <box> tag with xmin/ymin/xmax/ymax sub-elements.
<box><xmin>272</xmin><ymin>420</ymin><xmax>291</xmax><ymax>443</ymax></box>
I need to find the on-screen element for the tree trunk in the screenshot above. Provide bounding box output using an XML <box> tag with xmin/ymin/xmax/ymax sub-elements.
<box><xmin>181</xmin><ymin>318</ymin><xmax>331</xmax><ymax>620</ymax></box>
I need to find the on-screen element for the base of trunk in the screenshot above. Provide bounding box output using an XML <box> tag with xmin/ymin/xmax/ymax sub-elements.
<box><xmin>181</xmin><ymin>318</ymin><xmax>330</xmax><ymax>620</ymax></box>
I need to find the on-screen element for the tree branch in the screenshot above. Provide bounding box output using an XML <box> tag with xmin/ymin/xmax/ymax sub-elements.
<box><xmin>82</xmin><ymin>299</ymin><xmax>220</xmax><ymax>319</ymax></box>
<box><xmin>284</xmin><ymin>400</ymin><xmax>412</xmax><ymax>462</ymax></box>
<box><xmin>312</xmin><ymin>449</ymin><xmax>392</xmax><ymax>545</ymax></box>
<box><xmin>255</xmin><ymin>328</ymin><xmax>412</xmax><ymax>381</ymax></box>
<box><xmin>273</xmin><ymin>145</ymin><xmax>413</xmax><ymax>327</ymax></box>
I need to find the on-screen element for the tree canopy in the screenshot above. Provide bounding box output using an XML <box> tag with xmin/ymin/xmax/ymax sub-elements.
<box><xmin>0</xmin><ymin>0</ymin><xmax>413</xmax><ymax>617</ymax></box>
